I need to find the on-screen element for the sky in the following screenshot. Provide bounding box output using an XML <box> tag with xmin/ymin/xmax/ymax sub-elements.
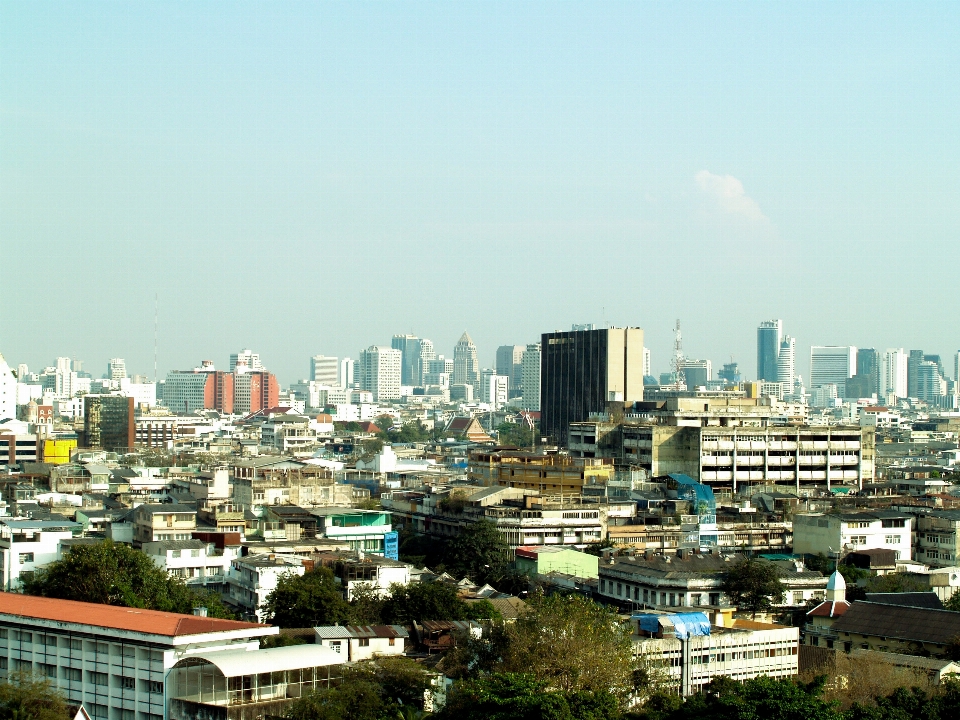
<box><xmin>2</xmin><ymin>2</ymin><xmax>959</xmax><ymax>386</ymax></box>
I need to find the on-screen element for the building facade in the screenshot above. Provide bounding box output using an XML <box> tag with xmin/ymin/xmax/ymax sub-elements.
<box><xmin>358</xmin><ymin>347</ymin><xmax>402</xmax><ymax>402</ymax></box>
<box><xmin>756</xmin><ymin>320</ymin><xmax>782</xmax><ymax>382</ymax></box>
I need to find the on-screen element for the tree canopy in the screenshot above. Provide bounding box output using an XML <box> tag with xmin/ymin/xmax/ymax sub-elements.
<box><xmin>21</xmin><ymin>540</ymin><xmax>233</xmax><ymax>618</ymax></box>
<box><xmin>0</xmin><ymin>672</ymin><xmax>70</xmax><ymax>720</ymax></box>
<box><xmin>261</xmin><ymin>567</ymin><xmax>353</xmax><ymax>628</ymax></box>
<box><xmin>720</xmin><ymin>558</ymin><xmax>786</xmax><ymax>615</ymax></box>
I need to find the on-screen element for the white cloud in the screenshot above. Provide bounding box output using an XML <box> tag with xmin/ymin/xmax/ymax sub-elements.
<box><xmin>695</xmin><ymin>170</ymin><xmax>767</xmax><ymax>223</ymax></box>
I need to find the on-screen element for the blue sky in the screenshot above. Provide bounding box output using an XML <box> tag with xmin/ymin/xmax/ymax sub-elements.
<box><xmin>2</xmin><ymin>2</ymin><xmax>959</xmax><ymax>384</ymax></box>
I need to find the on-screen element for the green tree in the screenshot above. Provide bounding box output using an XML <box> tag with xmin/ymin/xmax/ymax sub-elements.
<box><xmin>861</xmin><ymin>572</ymin><xmax>929</xmax><ymax>595</ymax></box>
<box><xmin>0</xmin><ymin>671</ymin><xmax>70</xmax><ymax>720</ymax></box>
<box><xmin>349</xmin><ymin>583</ymin><xmax>387</xmax><ymax>625</ymax></box>
<box><xmin>945</xmin><ymin>593</ymin><xmax>960</xmax><ymax>612</ymax></box>
<box><xmin>21</xmin><ymin>540</ymin><xmax>233</xmax><ymax>618</ymax></box>
<box><xmin>720</xmin><ymin>558</ymin><xmax>786</xmax><ymax>616</ymax></box>
<box><xmin>382</xmin><ymin>581</ymin><xmax>468</xmax><ymax>623</ymax></box>
<box><xmin>496</xmin><ymin>422</ymin><xmax>535</xmax><ymax>449</ymax></box>
<box><xmin>464</xmin><ymin>598</ymin><xmax>503</xmax><ymax>621</ymax></box>
<box><xmin>261</xmin><ymin>567</ymin><xmax>353</xmax><ymax>628</ymax></box>
<box><xmin>444</xmin><ymin>520</ymin><xmax>509</xmax><ymax>584</ymax></box>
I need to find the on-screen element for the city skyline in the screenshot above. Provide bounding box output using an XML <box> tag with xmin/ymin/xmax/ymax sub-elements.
<box><xmin>3</xmin><ymin>3</ymin><xmax>960</xmax><ymax>384</ymax></box>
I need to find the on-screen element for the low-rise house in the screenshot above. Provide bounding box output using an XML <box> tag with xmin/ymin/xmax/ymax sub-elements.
<box><xmin>332</xmin><ymin>554</ymin><xmax>410</xmax><ymax>600</ymax></box>
<box><xmin>804</xmin><ymin>571</ymin><xmax>851</xmax><ymax>649</ymax></box>
<box><xmin>830</xmin><ymin>601</ymin><xmax>960</xmax><ymax>657</ymax></box>
<box><xmin>313</xmin><ymin>625</ymin><xmax>408</xmax><ymax>661</ymax></box>
<box><xmin>310</xmin><ymin>507</ymin><xmax>393</xmax><ymax>555</ymax></box>
<box><xmin>916</xmin><ymin>511</ymin><xmax>960</xmax><ymax>568</ymax></box>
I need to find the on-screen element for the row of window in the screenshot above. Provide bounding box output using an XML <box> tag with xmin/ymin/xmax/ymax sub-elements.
<box><xmin>0</xmin><ymin>630</ymin><xmax>162</xmax><ymax>663</ymax></box>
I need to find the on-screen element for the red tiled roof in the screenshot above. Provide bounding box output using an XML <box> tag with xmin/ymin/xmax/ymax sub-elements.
<box><xmin>806</xmin><ymin>600</ymin><xmax>851</xmax><ymax>618</ymax></box>
<box><xmin>0</xmin><ymin>593</ymin><xmax>266</xmax><ymax>637</ymax></box>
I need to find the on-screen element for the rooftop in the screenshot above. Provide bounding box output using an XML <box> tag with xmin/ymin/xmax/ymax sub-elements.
<box><xmin>0</xmin><ymin>593</ymin><xmax>266</xmax><ymax>637</ymax></box>
<box><xmin>831</xmin><ymin>601</ymin><xmax>960</xmax><ymax>646</ymax></box>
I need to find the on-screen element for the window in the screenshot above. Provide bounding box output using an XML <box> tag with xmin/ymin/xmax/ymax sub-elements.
<box><xmin>90</xmin><ymin>671</ymin><xmax>109</xmax><ymax>686</ymax></box>
<box><xmin>14</xmin><ymin>660</ymin><xmax>32</xmax><ymax>671</ymax></box>
<box><xmin>885</xmin><ymin>535</ymin><xmax>901</xmax><ymax>544</ymax></box>
<box><xmin>18</xmin><ymin>553</ymin><xmax>34</xmax><ymax>563</ymax></box>
<box><xmin>0</xmin><ymin>658</ymin><xmax>6</xmax><ymax>670</ymax></box>
<box><xmin>90</xmin><ymin>704</ymin><xmax>108</xmax><ymax>719</ymax></box>
<box><xmin>849</xmin><ymin>536</ymin><xmax>867</xmax><ymax>545</ymax></box>
<box><xmin>359</xmin><ymin>638</ymin><xmax>370</xmax><ymax>647</ymax></box>
<box><xmin>329</xmin><ymin>641</ymin><xmax>342</xmax><ymax>653</ymax></box>
<box><xmin>70</xmin><ymin>638</ymin><xmax>82</xmax><ymax>651</ymax></box>
<box><xmin>38</xmin><ymin>663</ymin><xmax>56</xmax><ymax>678</ymax></box>
<box><xmin>388</xmin><ymin>638</ymin><xmax>395</xmax><ymax>646</ymax></box>
<box><xmin>62</xmin><ymin>668</ymin><xmax>82</xmax><ymax>682</ymax></box>
<box><xmin>140</xmin><ymin>679</ymin><xmax>163</xmax><ymax>695</ymax></box>
<box><xmin>0</xmin><ymin>629</ymin><xmax>6</xmax><ymax>639</ymax></box>
<box><xmin>13</xmin><ymin>631</ymin><xmax>31</xmax><ymax>643</ymax></box>
<box><xmin>117</xmin><ymin>676</ymin><xmax>136</xmax><ymax>690</ymax></box>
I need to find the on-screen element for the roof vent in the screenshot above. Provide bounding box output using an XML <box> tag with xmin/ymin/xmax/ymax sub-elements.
<box><xmin>192</xmin><ymin>607</ymin><xmax>208</xmax><ymax>617</ymax></box>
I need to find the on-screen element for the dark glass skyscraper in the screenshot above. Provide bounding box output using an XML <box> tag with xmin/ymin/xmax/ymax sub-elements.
<box><xmin>756</xmin><ymin>320</ymin><xmax>782</xmax><ymax>381</ymax></box>
<box><xmin>83</xmin><ymin>395</ymin><xmax>135</xmax><ymax>452</ymax></box>
<box><xmin>540</xmin><ymin>327</ymin><xmax>644</xmax><ymax>445</ymax></box>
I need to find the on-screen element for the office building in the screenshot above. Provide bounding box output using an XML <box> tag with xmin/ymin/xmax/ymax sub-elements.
<box><xmin>310</xmin><ymin>355</ymin><xmax>338</xmax><ymax>386</ymax></box>
<box><xmin>229</xmin><ymin>349</ymin><xmax>262</xmax><ymax>372</ymax></box>
<box><xmin>232</xmin><ymin>370</ymin><xmax>279</xmax><ymax>416</ymax></box>
<box><xmin>681</xmin><ymin>360</ymin><xmax>712</xmax><ymax>389</ymax></box>
<box><xmin>162</xmin><ymin>363</ymin><xmax>234</xmax><ymax>415</ymax></box>
<box><xmin>83</xmin><ymin>395</ymin><xmax>135</xmax><ymax>452</ymax></box>
<box><xmin>417</xmin><ymin>339</ymin><xmax>436</xmax><ymax>386</ymax></box>
<box><xmin>880</xmin><ymin>349</ymin><xmax>908</xmax><ymax>400</ymax></box>
<box><xmin>479</xmin><ymin>371</ymin><xmax>509</xmax><ymax>409</ymax></box>
<box><xmin>908</xmin><ymin>350</ymin><xmax>925</xmax><ymax>397</ymax></box>
<box><xmin>917</xmin><ymin>361</ymin><xmax>946</xmax><ymax>403</ymax></box>
<box><xmin>520</xmin><ymin>343</ymin><xmax>541</xmax><ymax>411</ymax></box>
<box><xmin>427</xmin><ymin>356</ymin><xmax>453</xmax><ymax>375</ymax></box>
<box><xmin>540</xmin><ymin>327</ymin><xmax>644</xmax><ymax>444</ymax></box>
<box><xmin>810</xmin><ymin>346</ymin><xmax>857</xmax><ymax>394</ymax></box>
<box><xmin>856</xmin><ymin>348</ymin><xmax>879</xmax><ymax>393</ymax></box>
<box><xmin>340</xmin><ymin>358</ymin><xmax>355</xmax><ymax>388</ymax></box>
<box><xmin>756</xmin><ymin>320</ymin><xmax>782</xmax><ymax>381</ymax></box>
<box><xmin>643</xmin><ymin>347</ymin><xmax>652</xmax><ymax>378</ymax></box>
<box><xmin>106</xmin><ymin>359</ymin><xmax>127</xmax><ymax>381</ymax></box>
<box><xmin>391</xmin><ymin>334</ymin><xmax>423</xmax><ymax>387</ymax></box>
<box><xmin>453</xmin><ymin>332</ymin><xmax>480</xmax><ymax>389</ymax></box>
<box><xmin>717</xmin><ymin>362</ymin><xmax>741</xmax><ymax>385</ymax></box>
<box><xmin>776</xmin><ymin>336</ymin><xmax>795</xmax><ymax>386</ymax></box>
<box><xmin>496</xmin><ymin>345</ymin><xmax>525</xmax><ymax>395</ymax></box>
<box><xmin>0</xmin><ymin>354</ymin><xmax>15</xmax><ymax>421</ymax></box>
<box><xmin>358</xmin><ymin>346</ymin><xmax>402</xmax><ymax>402</ymax></box>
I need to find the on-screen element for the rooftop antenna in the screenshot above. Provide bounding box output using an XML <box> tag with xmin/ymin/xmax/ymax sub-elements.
<box><xmin>672</xmin><ymin>319</ymin><xmax>686</xmax><ymax>390</ymax></box>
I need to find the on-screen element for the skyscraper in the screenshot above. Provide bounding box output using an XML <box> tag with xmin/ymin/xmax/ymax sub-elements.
<box><xmin>810</xmin><ymin>346</ymin><xmax>857</xmax><ymax>394</ymax></box>
<box><xmin>757</xmin><ymin>320</ymin><xmax>782</xmax><ymax>381</ymax></box>
<box><xmin>391</xmin><ymin>334</ymin><xmax>422</xmax><ymax>387</ymax></box>
<box><xmin>496</xmin><ymin>345</ymin><xmax>525</xmax><ymax>396</ymax></box>
<box><xmin>917</xmin><ymin>361</ymin><xmax>945</xmax><ymax>403</ymax></box>
<box><xmin>453</xmin><ymin>332</ymin><xmax>480</xmax><ymax>389</ymax></box>
<box><xmin>340</xmin><ymin>358</ymin><xmax>355</xmax><ymax>388</ymax></box>
<box><xmin>776</xmin><ymin>336</ymin><xmax>796</xmax><ymax>386</ymax></box>
<box><xmin>718</xmin><ymin>362</ymin><xmax>741</xmax><ymax>384</ymax></box>
<box><xmin>540</xmin><ymin>327</ymin><xmax>644</xmax><ymax>444</ymax></box>
<box><xmin>84</xmin><ymin>395</ymin><xmax>135</xmax><ymax>451</ymax></box>
<box><xmin>417</xmin><ymin>339</ymin><xmax>436</xmax><ymax>386</ymax></box>
<box><xmin>107</xmin><ymin>358</ymin><xmax>127</xmax><ymax>381</ymax></box>
<box><xmin>880</xmin><ymin>349</ymin><xmax>908</xmax><ymax>400</ymax></box>
<box><xmin>359</xmin><ymin>346</ymin><xmax>402</xmax><ymax>401</ymax></box>
<box><xmin>520</xmin><ymin>343</ymin><xmax>541</xmax><ymax>412</ymax></box>
<box><xmin>908</xmin><ymin>350</ymin><xmax>925</xmax><ymax>398</ymax></box>
<box><xmin>0</xmin><ymin>353</ymin><xmax>15</xmax><ymax>421</ymax></box>
<box><xmin>680</xmin><ymin>359</ymin><xmax>712</xmax><ymax>389</ymax></box>
<box><xmin>310</xmin><ymin>355</ymin><xmax>339</xmax><ymax>386</ymax></box>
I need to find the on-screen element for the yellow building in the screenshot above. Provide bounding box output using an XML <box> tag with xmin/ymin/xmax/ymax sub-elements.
<box><xmin>468</xmin><ymin>450</ymin><xmax>614</xmax><ymax>495</ymax></box>
<box><xmin>41</xmin><ymin>438</ymin><xmax>77</xmax><ymax>465</ymax></box>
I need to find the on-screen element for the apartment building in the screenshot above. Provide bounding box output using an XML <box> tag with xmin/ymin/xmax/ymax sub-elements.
<box><xmin>328</xmin><ymin>554</ymin><xmax>410</xmax><ymax>601</ymax></box>
<box><xmin>570</xmin><ymin>419</ymin><xmax>874</xmax><ymax>493</ymax></box>
<box><xmin>598</xmin><ymin>552</ymin><xmax>827</xmax><ymax>610</ymax></box>
<box><xmin>792</xmin><ymin>511</ymin><xmax>912</xmax><ymax>560</ymax></box>
<box><xmin>0</xmin><ymin>519</ymin><xmax>81</xmax><ymax>591</ymax></box>
<box><xmin>231</xmin><ymin>458</ymin><xmax>337</xmax><ymax>507</ymax></box>
<box><xmin>132</xmin><ymin>505</ymin><xmax>198</xmax><ymax>547</ymax></box>
<box><xmin>225</xmin><ymin>556</ymin><xmax>305</xmax><ymax>622</ymax></box>
<box><xmin>916</xmin><ymin>511</ymin><xmax>960</xmax><ymax>568</ymax></box>
<box><xmin>0</xmin><ymin>592</ymin><xmax>347</xmax><ymax>720</ymax></box>
<box><xmin>141</xmin><ymin>540</ymin><xmax>238</xmax><ymax>591</ymax></box>
<box><xmin>467</xmin><ymin>449</ymin><xmax>614</xmax><ymax>495</ymax></box>
<box><xmin>310</xmin><ymin>508</ymin><xmax>394</xmax><ymax>555</ymax></box>
<box><xmin>608</xmin><ymin>519</ymin><xmax>791</xmax><ymax>556</ymax></box>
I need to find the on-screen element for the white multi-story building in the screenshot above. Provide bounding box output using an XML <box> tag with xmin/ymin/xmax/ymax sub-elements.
<box><xmin>0</xmin><ymin>519</ymin><xmax>80</xmax><ymax>591</ymax></box>
<box><xmin>792</xmin><ymin>511</ymin><xmax>913</xmax><ymax>560</ymax></box>
<box><xmin>479</xmin><ymin>371</ymin><xmax>509</xmax><ymax>410</ymax></box>
<box><xmin>225</xmin><ymin>555</ymin><xmax>305</xmax><ymax>622</ymax></box>
<box><xmin>358</xmin><ymin>347</ymin><xmax>402</xmax><ymax>402</ymax></box>
<box><xmin>229</xmin><ymin>349</ymin><xmax>262</xmax><ymax>372</ymax></box>
<box><xmin>880</xmin><ymin>349</ymin><xmax>908</xmax><ymax>400</ymax></box>
<box><xmin>107</xmin><ymin>359</ymin><xmax>127</xmax><ymax>381</ymax></box>
<box><xmin>643</xmin><ymin>347</ymin><xmax>652</xmax><ymax>378</ymax></box>
<box><xmin>777</xmin><ymin>336</ymin><xmax>796</xmax><ymax>386</ymax></box>
<box><xmin>810</xmin><ymin>346</ymin><xmax>857</xmax><ymax>394</ymax></box>
<box><xmin>0</xmin><ymin>354</ymin><xmax>16</xmax><ymax>421</ymax></box>
<box><xmin>309</xmin><ymin>356</ymin><xmax>338</xmax><ymax>386</ymax></box>
<box><xmin>0</xmin><ymin>592</ymin><xmax>345</xmax><ymax>720</ymax></box>
<box><xmin>339</xmin><ymin>358</ymin><xmax>355</xmax><ymax>388</ymax></box>
<box><xmin>142</xmin><ymin>539</ymin><xmax>238</xmax><ymax>590</ymax></box>
<box><xmin>520</xmin><ymin>343</ymin><xmax>541</xmax><ymax>411</ymax></box>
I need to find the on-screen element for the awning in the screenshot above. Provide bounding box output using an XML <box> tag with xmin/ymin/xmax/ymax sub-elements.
<box><xmin>178</xmin><ymin>644</ymin><xmax>343</xmax><ymax>677</ymax></box>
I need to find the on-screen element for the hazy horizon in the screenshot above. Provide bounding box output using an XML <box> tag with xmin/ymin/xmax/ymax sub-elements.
<box><xmin>3</xmin><ymin>2</ymin><xmax>959</xmax><ymax>386</ymax></box>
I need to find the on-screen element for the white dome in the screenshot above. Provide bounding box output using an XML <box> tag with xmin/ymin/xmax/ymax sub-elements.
<box><xmin>826</xmin><ymin>570</ymin><xmax>846</xmax><ymax>591</ymax></box>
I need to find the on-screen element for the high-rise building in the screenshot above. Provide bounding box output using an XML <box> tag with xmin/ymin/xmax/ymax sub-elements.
<box><xmin>0</xmin><ymin>353</ymin><xmax>15</xmax><ymax>421</ymax></box>
<box><xmin>479</xmin><ymin>370</ymin><xmax>510</xmax><ymax>409</ymax></box>
<box><xmin>908</xmin><ymin>350</ymin><xmax>925</xmax><ymax>398</ymax></box>
<box><xmin>310</xmin><ymin>355</ymin><xmax>339</xmax><ymax>386</ymax></box>
<box><xmin>680</xmin><ymin>359</ymin><xmax>712</xmax><ymax>389</ymax></box>
<box><xmin>776</xmin><ymin>336</ymin><xmax>796</xmax><ymax>386</ymax></box>
<box><xmin>83</xmin><ymin>395</ymin><xmax>135</xmax><ymax>451</ymax></box>
<box><xmin>520</xmin><ymin>343</ymin><xmax>541</xmax><ymax>412</ymax></box>
<box><xmin>417</xmin><ymin>339</ymin><xmax>436</xmax><ymax>386</ymax></box>
<box><xmin>810</xmin><ymin>346</ymin><xmax>857</xmax><ymax>394</ymax></box>
<box><xmin>233</xmin><ymin>368</ymin><xmax>280</xmax><ymax>415</ymax></box>
<box><xmin>359</xmin><ymin>346</ymin><xmax>402</xmax><ymax>402</ymax></box>
<box><xmin>879</xmin><ymin>349</ymin><xmax>908</xmax><ymax>400</ymax></box>
<box><xmin>643</xmin><ymin>347</ymin><xmax>652</xmax><ymax>378</ymax></box>
<box><xmin>230</xmin><ymin>349</ymin><xmax>263</xmax><ymax>372</ymax></box>
<box><xmin>391</xmin><ymin>334</ymin><xmax>421</xmax><ymax>387</ymax></box>
<box><xmin>107</xmin><ymin>358</ymin><xmax>127</xmax><ymax>381</ymax></box>
<box><xmin>756</xmin><ymin>320</ymin><xmax>782</xmax><ymax>381</ymax></box>
<box><xmin>162</xmin><ymin>362</ymin><xmax>236</xmax><ymax>414</ymax></box>
<box><xmin>718</xmin><ymin>362</ymin><xmax>741</xmax><ymax>385</ymax></box>
<box><xmin>540</xmin><ymin>327</ymin><xmax>644</xmax><ymax>444</ymax></box>
<box><xmin>847</xmin><ymin>348</ymin><xmax>880</xmax><ymax>398</ymax></box>
<box><xmin>496</xmin><ymin>345</ymin><xmax>525</xmax><ymax>396</ymax></box>
<box><xmin>428</xmin><ymin>356</ymin><xmax>454</xmax><ymax>375</ymax></box>
<box><xmin>917</xmin><ymin>361</ymin><xmax>945</xmax><ymax>403</ymax></box>
<box><xmin>954</xmin><ymin>351</ymin><xmax>960</xmax><ymax>383</ymax></box>
<box><xmin>453</xmin><ymin>332</ymin><xmax>480</xmax><ymax>389</ymax></box>
<box><xmin>340</xmin><ymin>358</ymin><xmax>355</xmax><ymax>388</ymax></box>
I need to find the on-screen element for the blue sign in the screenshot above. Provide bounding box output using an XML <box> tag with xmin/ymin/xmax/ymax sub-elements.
<box><xmin>383</xmin><ymin>531</ymin><xmax>399</xmax><ymax>560</ymax></box>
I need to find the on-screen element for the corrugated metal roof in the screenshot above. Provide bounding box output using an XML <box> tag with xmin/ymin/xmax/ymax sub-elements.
<box><xmin>182</xmin><ymin>644</ymin><xmax>342</xmax><ymax>677</ymax></box>
<box><xmin>314</xmin><ymin>625</ymin><xmax>408</xmax><ymax>640</ymax></box>
<box><xmin>832</xmin><ymin>601</ymin><xmax>960</xmax><ymax>645</ymax></box>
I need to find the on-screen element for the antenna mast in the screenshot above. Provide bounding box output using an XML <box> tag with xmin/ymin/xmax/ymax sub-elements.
<box><xmin>154</xmin><ymin>294</ymin><xmax>159</xmax><ymax>383</ymax></box>
<box><xmin>671</xmin><ymin>319</ymin><xmax>686</xmax><ymax>390</ymax></box>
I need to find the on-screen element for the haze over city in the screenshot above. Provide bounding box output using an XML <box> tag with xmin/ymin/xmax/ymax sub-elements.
<box><xmin>3</xmin><ymin>2</ymin><xmax>960</xmax><ymax>384</ymax></box>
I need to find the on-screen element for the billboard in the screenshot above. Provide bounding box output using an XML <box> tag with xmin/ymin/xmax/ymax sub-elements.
<box><xmin>383</xmin><ymin>531</ymin><xmax>399</xmax><ymax>560</ymax></box>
